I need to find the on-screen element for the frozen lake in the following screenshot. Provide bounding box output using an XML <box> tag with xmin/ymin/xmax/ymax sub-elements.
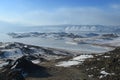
<box><xmin>0</xmin><ymin>33</ymin><xmax>113</xmax><ymax>53</ymax></box>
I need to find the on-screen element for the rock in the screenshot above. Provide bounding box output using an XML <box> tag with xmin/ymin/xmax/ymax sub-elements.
<box><xmin>0</xmin><ymin>56</ymin><xmax>47</xmax><ymax>80</ymax></box>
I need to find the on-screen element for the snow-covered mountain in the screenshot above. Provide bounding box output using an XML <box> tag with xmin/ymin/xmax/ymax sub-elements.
<box><xmin>64</xmin><ymin>25</ymin><xmax>120</xmax><ymax>33</ymax></box>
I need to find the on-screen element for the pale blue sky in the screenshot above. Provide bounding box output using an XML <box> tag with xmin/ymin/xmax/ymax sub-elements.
<box><xmin>0</xmin><ymin>0</ymin><xmax>120</xmax><ymax>26</ymax></box>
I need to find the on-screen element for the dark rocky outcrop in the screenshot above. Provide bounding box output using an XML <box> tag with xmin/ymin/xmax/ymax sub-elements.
<box><xmin>0</xmin><ymin>56</ymin><xmax>50</xmax><ymax>80</ymax></box>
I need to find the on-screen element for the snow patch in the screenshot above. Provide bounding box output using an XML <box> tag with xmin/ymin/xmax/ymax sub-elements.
<box><xmin>56</xmin><ymin>55</ymin><xmax>93</xmax><ymax>67</ymax></box>
<box><xmin>56</xmin><ymin>61</ymin><xmax>80</xmax><ymax>67</ymax></box>
<box><xmin>0</xmin><ymin>62</ymin><xmax>8</xmax><ymax>67</ymax></box>
<box><xmin>73</xmin><ymin>55</ymin><xmax>93</xmax><ymax>61</ymax></box>
<box><xmin>32</xmin><ymin>59</ymin><xmax>40</xmax><ymax>64</ymax></box>
<box><xmin>99</xmin><ymin>70</ymin><xmax>115</xmax><ymax>79</ymax></box>
<box><xmin>100</xmin><ymin>71</ymin><xmax>109</xmax><ymax>75</ymax></box>
<box><xmin>104</xmin><ymin>56</ymin><xmax>110</xmax><ymax>58</ymax></box>
<box><xmin>88</xmin><ymin>75</ymin><xmax>93</xmax><ymax>78</ymax></box>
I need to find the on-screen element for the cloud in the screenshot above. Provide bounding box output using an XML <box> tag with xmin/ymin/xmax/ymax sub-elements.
<box><xmin>110</xmin><ymin>4</ymin><xmax>120</xmax><ymax>9</ymax></box>
<box><xmin>0</xmin><ymin>7</ymin><xmax>120</xmax><ymax>26</ymax></box>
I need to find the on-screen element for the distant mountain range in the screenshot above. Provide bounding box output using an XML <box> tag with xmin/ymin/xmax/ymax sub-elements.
<box><xmin>0</xmin><ymin>22</ymin><xmax>120</xmax><ymax>33</ymax></box>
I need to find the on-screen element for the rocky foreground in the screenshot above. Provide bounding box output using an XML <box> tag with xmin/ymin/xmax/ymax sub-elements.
<box><xmin>0</xmin><ymin>42</ymin><xmax>120</xmax><ymax>80</ymax></box>
<box><xmin>81</xmin><ymin>47</ymin><xmax>120</xmax><ymax>80</ymax></box>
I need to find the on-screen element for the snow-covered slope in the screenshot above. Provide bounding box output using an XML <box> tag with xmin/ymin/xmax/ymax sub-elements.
<box><xmin>0</xmin><ymin>42</ymin><xmax>72</xmax><ymax>60</ymax></box>
<box><xmin>0</xmin><ymin>48</ymin><xmax>23</xmax><ymax>59</ymax></box>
